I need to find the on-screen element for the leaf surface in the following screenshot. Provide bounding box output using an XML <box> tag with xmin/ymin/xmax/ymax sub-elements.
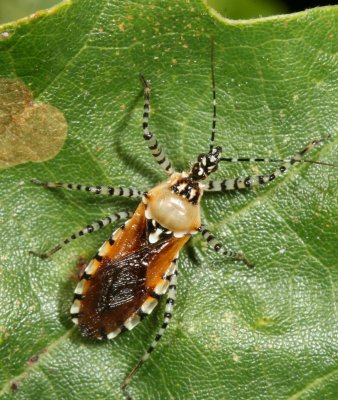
<box><xmin>0</xmin><ymin>1</ymin><xmax>337</xmax><ymax>399</ymax></box>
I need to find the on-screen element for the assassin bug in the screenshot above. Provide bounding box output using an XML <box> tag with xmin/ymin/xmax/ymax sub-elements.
<box><xmin>30</xmin><ymin>39</ymin><xmax>336</xmax><ymax>389</ymax></box>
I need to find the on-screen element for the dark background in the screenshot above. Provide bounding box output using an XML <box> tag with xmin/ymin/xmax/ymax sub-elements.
<box><xmin>286</xmin><ymin>0</ymin><xmax>336</xmax><ymax>12</ymax></box>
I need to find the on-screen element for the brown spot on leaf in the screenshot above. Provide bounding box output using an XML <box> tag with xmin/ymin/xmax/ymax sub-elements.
<box><xmin>10</xmin><ymin>381</ymin><xmax>19</xmax><ymax>392</ymax></box>
<box><xmin>118</xmin><ymin>23</ymin><xmax>125</xmax><ymax>32</ymax></box>
<box><xmin>28</xmin><ymin>354</ymin><xmax>39</xmax><ymax>366</ymax></box>
<box><xmin>0</xmin><ymin>79</ymin><xmax>67</xmax><ymax>168</ymax></box>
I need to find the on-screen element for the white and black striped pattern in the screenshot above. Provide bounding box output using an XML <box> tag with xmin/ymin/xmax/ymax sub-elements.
<box><xmin>121</xmin><ymin>260</ymin><xmax>178</xmax><ymax>389</ymax></box>
<box><xmin>220</xmin><ymin>156</ymin><xmax>300</xmax><ymax>163</ymax></box>
<box><xmin>30</xmin><ymin>211</ymin><xmax>132</xmax><ymax>259</ymax></box>
<box><xmin>146</xmin><ymin>218</ymin><xmax>173</xmax><ymax>244</ymax></box>
<box><xmin>140</xmin><ymin>75</ymin><xmax>174</xmax><ymax>175</ymax></box>
<box><xmin>206</xmin><ymin>139</ymin><xmax>322</xmax><ymax>192</ymax></box>
<box><xmin>199</xmin><ymin>225</ymin><xmax>254</xmax><ymax>268</ymax></box>
<box><xmin>209</xmin><ymin>36</ymin><xmax>217</xmax><ymax>151</ymax></box>
<box><xmin>31</xmin><ymin>179</ymin><xmax>142</xmax><ymax>198</ymax></box>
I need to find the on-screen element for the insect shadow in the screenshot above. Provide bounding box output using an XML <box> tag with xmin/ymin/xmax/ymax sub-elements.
<box><xmin>114</xmin><ymin>81</ymin><xmax>164</xmax><ymax>185</ymax></box>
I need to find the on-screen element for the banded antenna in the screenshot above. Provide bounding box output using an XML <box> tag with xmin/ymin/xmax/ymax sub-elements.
<box><xmin>209</xmin><ymin>35</ymin><xmax>217</xmax><ymax>151</ymax></box>
<box><xmin>220</xmin><ymin>138</ymin><xmax>338</xmax><ymax>168</ymax></box>
<box><xmin>220</xmin><ymin>156</ymin><xmax>338</xmax><ymax>168</ymax></box>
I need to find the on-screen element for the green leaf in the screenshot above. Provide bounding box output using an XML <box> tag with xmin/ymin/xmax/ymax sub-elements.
<box><xmin>0</xmin><ymin>1</ymin><xmax>337</xmax><ymax>399</ymax></box>
<box><xmin>207</xmin><ymin>0</ymin><xmax>287</xmax><ymax>20</ymax></box>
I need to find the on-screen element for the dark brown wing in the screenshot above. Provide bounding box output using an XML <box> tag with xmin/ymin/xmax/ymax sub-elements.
<box><xmin>79</xmin><ymin>241</ymin><xmax>169</xmax><ymax>338</ymax></box>
<box><xmin>73</xmin><ymin>203</ymin><xmax>189</xmax><ymax>339</ymax></box>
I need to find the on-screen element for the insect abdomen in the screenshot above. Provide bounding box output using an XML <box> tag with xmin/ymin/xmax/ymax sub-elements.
<box><xmin>71</xmin><ymin>203</ymin><xmax>189</xmax><ymax>339</ymax></box>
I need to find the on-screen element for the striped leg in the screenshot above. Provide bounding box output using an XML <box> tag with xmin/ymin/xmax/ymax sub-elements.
<box><xmin>140</xmin><ymin>75</ymin><xmax>174</xmax><ymax>175</ymax></box>
<box><xmin>206</xmin><ymin>139</ymin><xmax>322</xmax><ymax>192</ymax></box>
<box><xmin>121</xmin><ymin>259</ymin><xmax>178</xmax><ymax>389</ymax></box>
<box><xmin>31</xmin><ymin>179</ymin><xmax>142</xmax><ymax>198</ymax></box>
<box><xmin>30</xmin><ymin>211</ymin><xmax>132</xmax><ymax>259</ymax></box>
<box><xmin>199</xmin><ymin>225</ymin><xmax>254</xmax><ymax>268</ymax></box>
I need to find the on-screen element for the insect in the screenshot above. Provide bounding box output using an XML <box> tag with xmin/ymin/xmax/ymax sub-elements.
<box><xmin>30</xmin><ymin>39</ymin><xmax>335</xmax><ymax>389</ymax></box>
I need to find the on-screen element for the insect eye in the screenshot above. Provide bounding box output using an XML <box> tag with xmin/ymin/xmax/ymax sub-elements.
<box><xmin>214</xmin><ymin>145</ymin><xmax>222</xmax><ymax>154</ymax></box>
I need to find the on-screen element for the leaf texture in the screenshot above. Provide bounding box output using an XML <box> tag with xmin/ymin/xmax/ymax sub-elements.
<box><xmin>0</xmin><ymin>1</ymin><xmax>337</xmax><ymax>399</ymax></box>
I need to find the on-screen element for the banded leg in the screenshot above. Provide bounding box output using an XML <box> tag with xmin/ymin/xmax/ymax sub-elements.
<box><xmin>121</xmin><ymin>260</ymin><xmax>178</xmax><ymax>389</ymax></box>
<box><xmin>140</xmin><ymin>75</ymin><xmax>174</xmax><ymax>175</ymax></box>
<box><xmin>199</xmin><ymin>225</ymin><xmax>254</xmax><ymax>268</ymax></box>
<box><xmin>31</xmin><ymin>179</ymin><xmax>142</xmax><ymax>198</ymax></box>
<box><xmin>30</xmin><ymin>211</ymin><xmax>132</xmax><ymax>259</ymax></box>
<box><xmin>207</xmin><ymin>139</ymin><xmax>322</xmax><ymax>192</ymax></box>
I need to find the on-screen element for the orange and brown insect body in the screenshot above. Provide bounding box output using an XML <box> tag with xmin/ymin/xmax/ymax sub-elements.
<box><xmin>31</xmin><ymin>39</ymin><xmax>334</xmax><ymax>389</ymax></box>
<box><xmin>71</xmin><ymin>167</ymin><xmax>212</xmax><ymax>340</ymax></box>
<box><xmin>71</xmin><ymin>201</ymin><xmax>190</xmax><ymax>339</ymax></box>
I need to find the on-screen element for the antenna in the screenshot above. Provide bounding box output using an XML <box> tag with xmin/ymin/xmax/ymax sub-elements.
<box><xmin>220</xmin><ymin>157</ymin><xmax>338</xmax><ymax>168</ymax></box>
<box><xmin>209</xmin><ymin>35</ymin><xmax>217</xmax><ymax>151</ymax></box>
<box><xmin>220</xmin><ymin>138</ymin><xmax>338</xmax><ymax>168</ymax></box>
